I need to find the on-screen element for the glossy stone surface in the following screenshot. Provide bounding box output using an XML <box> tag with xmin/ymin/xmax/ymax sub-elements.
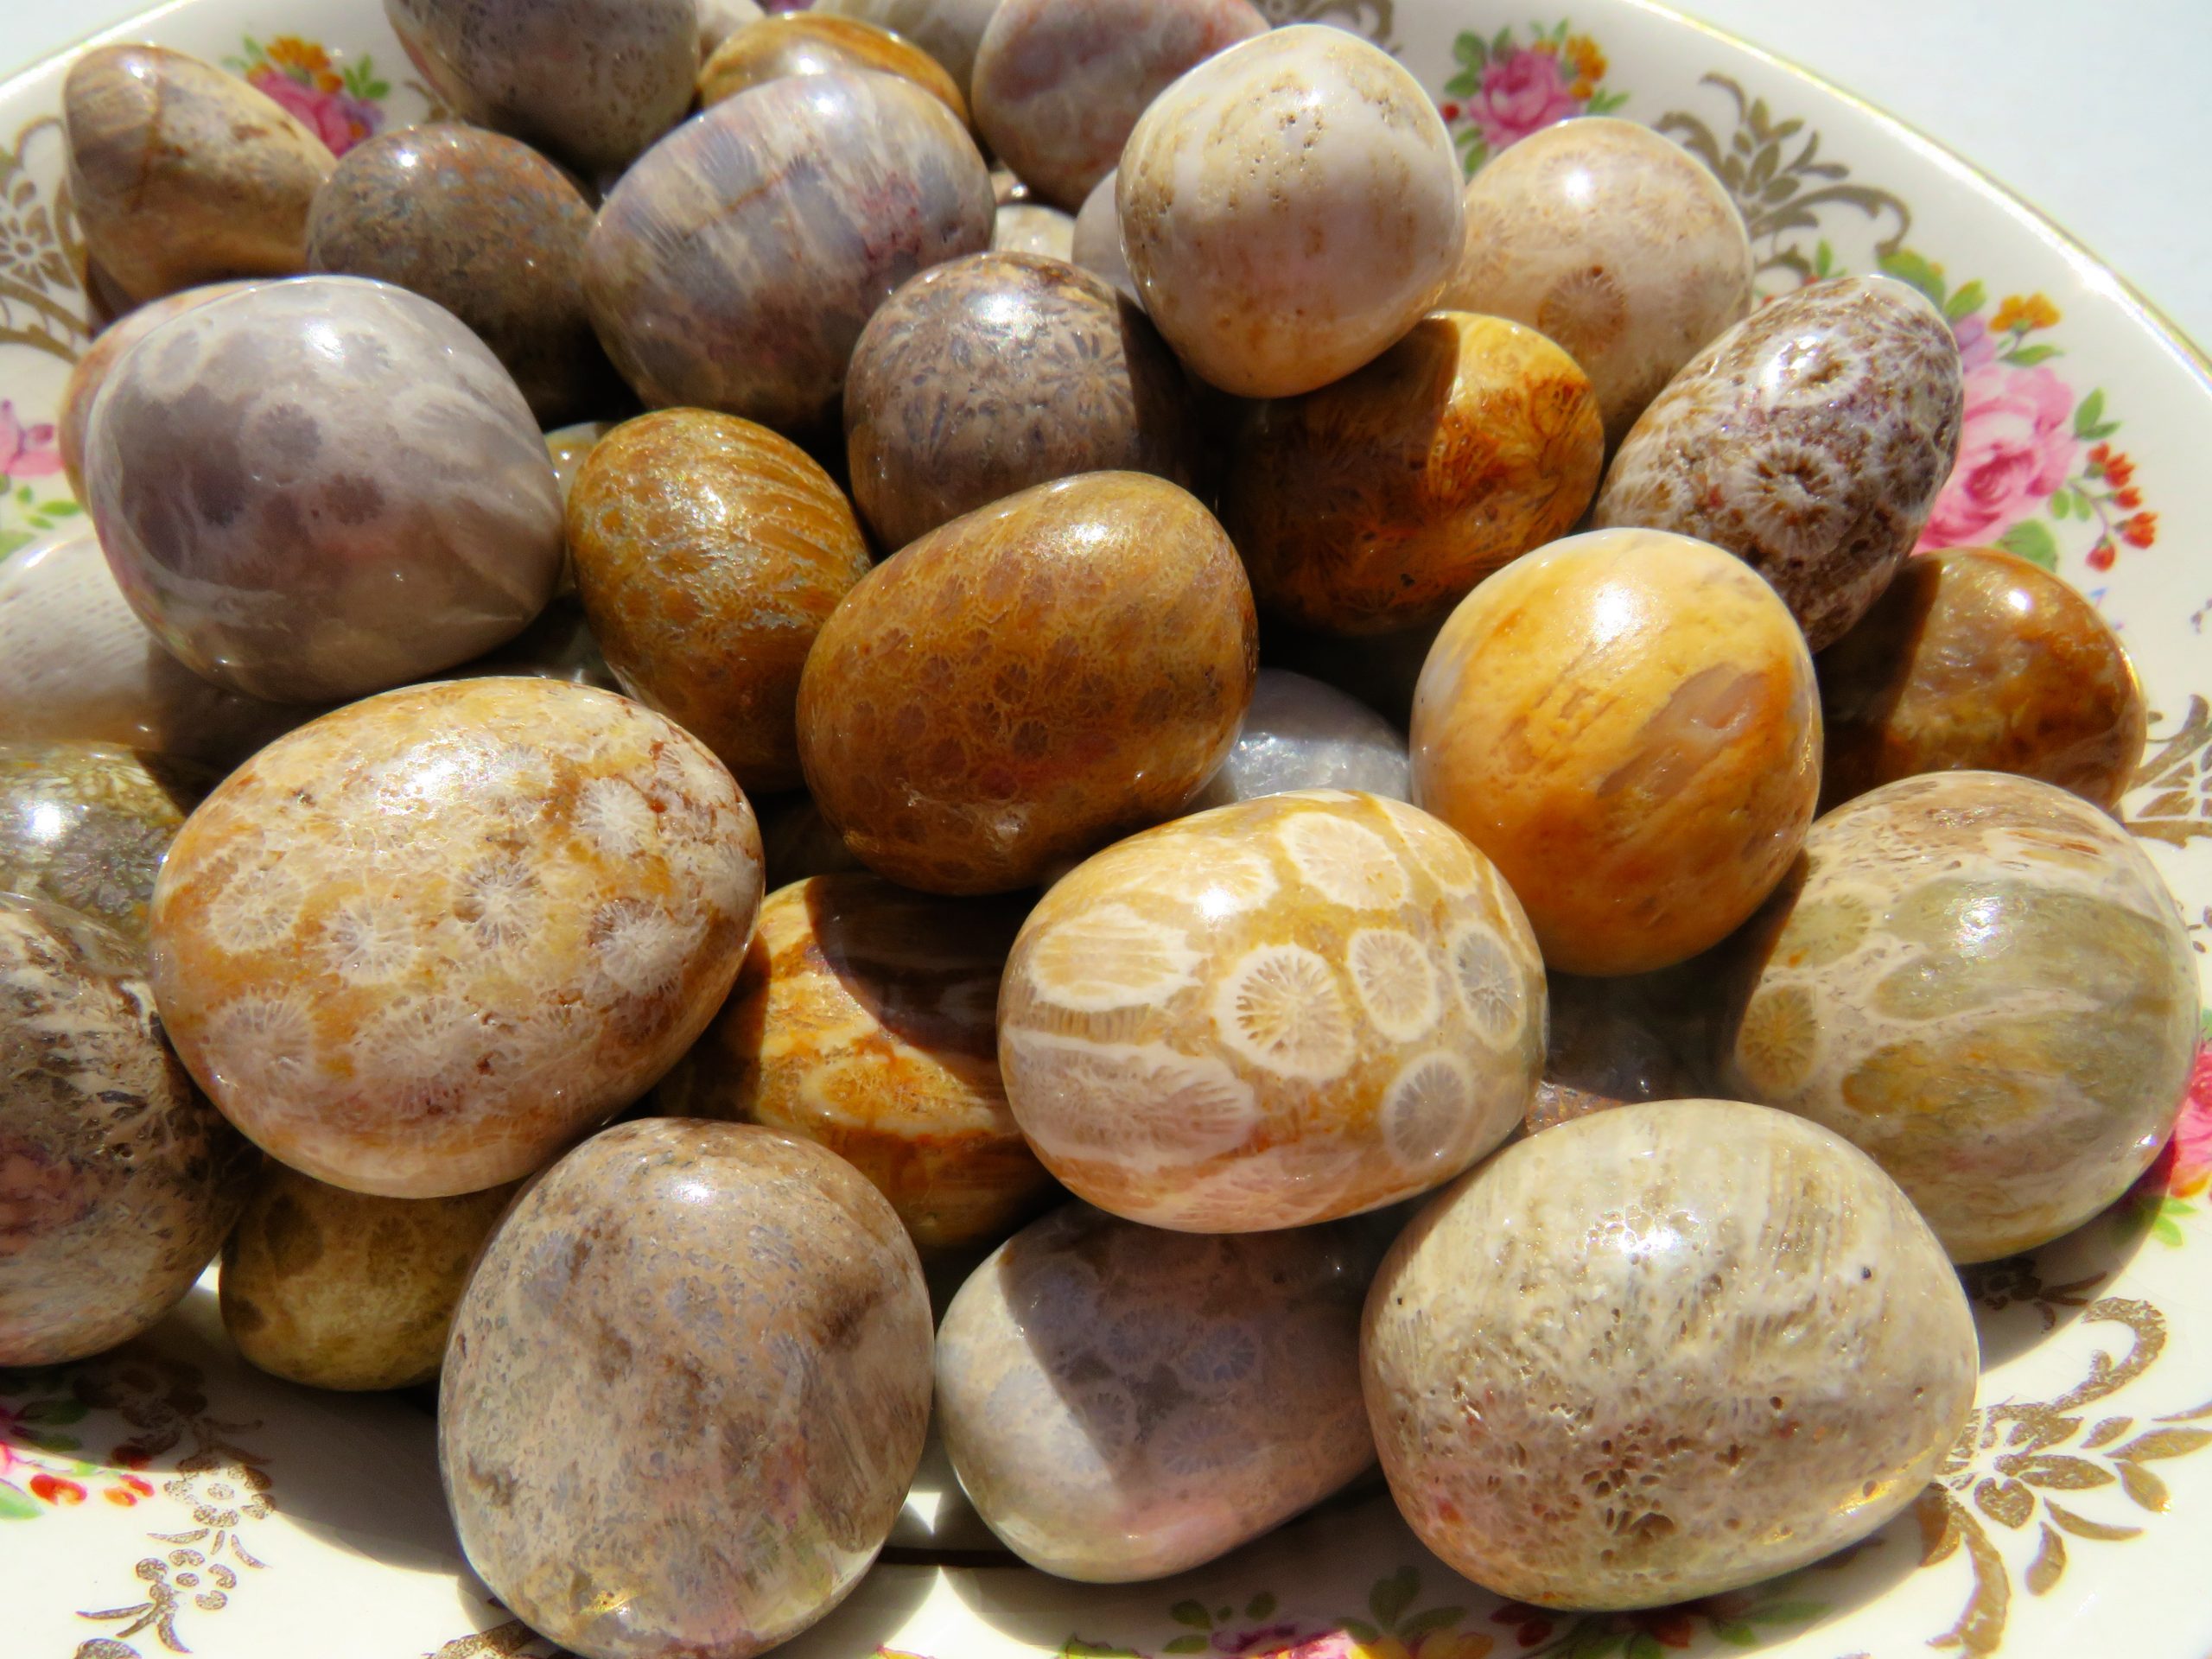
<box><xmin>1118</xmin><ymin>27</ymin><xmax>1464</xmax><ymax>397</ymax></box>
<box><xmin>307</xmin><ymin>124</ymin><xmax>613</xmax><ymax>424</ymax></box>
<box><xmin>1185</xmin><ymin>669</ymin><xmax>1410</xmax><ymax>812</ymax></box>
<box><xmin>149</xmin><ymin>678</ymin><xmax>763</xmax><ymax>1198</ymax></box>
<box><xmin>220</xmin><ymin>1162</ymin><xmax>517</xmax><ymax>1390</ymax></box>
<box><xmin>569</xmin><ymin>411</ymin><xmax>873</xmax><ymax>794</ymax></box>
<box><xmin>0</xmin><ymin>741</ymin><xmax>207</xmax><ymax>958</ymax></box>
<box><xmin>970</xmin><ymin>0</ymin><xmax>1265</xmax><ymax>209</ymax></box>
<box><xmin>61</xmin><ymin>44</ymin><xmax>334</xmax><ymax>304</ymax></box>
<box><xmin>586</xmin><ymin>70</ymin><xmax>992</xmax><ymax>435</ymax></box>
<box><xmin>1718</xmin><ymin>771</ymin><xmax>2197</xmax><ymax>1262</ymax></box>
<box><xmin>1411</xmin><ymin>529</ymin><xmax>1821</xmax><ymax>976</ymax></box>
<box><xmin>0</xmin><ymin>896</ymin><xmax>256</xmax><ymax>1365</ymax></box>
<box><xmin>84</xmin><ymin>276</ymin><xmax>565</xmax><ymax>703</ymax></box>
<box><xmin>1001</xmin><ymin>791</ymin><xmax>1544</xmax><ymax>1230</ymax></box>
<box><xmin>546</xmin><ymin>420</ymin><xmax>613</xmax><ymax>505</ymax></box>
<box><xmin>1594</xmin><ymin>276</ymin><xmax>1965</xmax><ymax>650</ymax></box>
<box><xmin>1527</xmin><ymin>969</ymin><xmax>1702</xmax><ymax>1135</ymax></box>
<box><xmin>1442</xmin><ymin>118</ymin><xmax>1755</xmax><ymax>448</ymax></box>
<box><xmin>1363</xmin><ymin>1101</ymin><xmax>1978</xmax><ymax>1610</ymax></box>
<box><xmin>442</xmin><ymin>1118</ymin><xmax>931</xmax><ymax>1659</ymax></box>
<box><xmin>815</xmin><ymin>0</ymin><xmax>1002</xmax><ymax>91</ymax></box>
<box><xmin>657</xmin><ymin>874</ymin><xmax>1054</xmax><ymax>1250</ymax></box>
<box><xmin>1224</xmin><ymin>312</ymin><xmax>1605</xmax><ymax>635</ymax></box>
<box><xmin>385</xmin><ymin>0</ymin><xmax>696</xmax><ymax>176</ymax></box>
<box><xmin>844</xmin><ymin>253</ymin><xmax>1202</xmax><ymax>551</ymax></box>
<box><xmin>991</xmin><ymin>202</ymin><xmax>1076</xmax><ymax>259</ymax></box>
<box><xmin>1071</xmin><ymin>168</ymin><xmax>1138</xmax><ymax>302</ymax></box>
<box><xmin>799</xmin><ymin>471</ymin><xmax>1255</xmax><ymax>893</ymax></box>
<box><xmin>58</xmin><ymin>280</ymin><xmax>260</xmax><ymax>500</ymax></box>
<box><xmin>698</xmin><ymin>14</ymin><xmax>969</xmax><ymax>126</ymax></box>
<box><xmin>0</xmin><ymin>528</ymin><xmax>304</xmax><ymax>767</ymax></box>
<box><xmin>1817</xmin><ymin>547</ymin><xmax>2146</xmax><ymax>812</ymax></box>
<box><xmin>936</xmin><ymin>1203</ymin><xmax>1374</xmax><ymax>1580</ymax></box>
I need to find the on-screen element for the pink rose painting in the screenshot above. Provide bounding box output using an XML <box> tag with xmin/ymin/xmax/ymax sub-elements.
<box><xmin>228</xmin><ymin>36</ymin><xmax>388</xmax><ymax>157</ymax></box>
<box><xmin>1440</xmin><ymin>25</ymin><xmax>1627</xmax><ymax>175</ymax></box>
<box><xmin>1921</xmin><ymin>358</ymin><xmax>2078</xmax><ymax>547</ymax></box>
<box><xmin>1467</xmin><ymin>48</ymin><xmax>1581</xmax><ymax>150</ymax></box>
<box><xmin>0</xmin><ymin>399</ymin><xmax>60</xmax><ymax>485</ymax></box>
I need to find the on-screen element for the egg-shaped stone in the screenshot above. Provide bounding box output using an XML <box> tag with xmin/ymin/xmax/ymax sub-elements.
<box><xmin>1594</xmin><ymin>275</ymin><xmax>1965</xmax><ymax>650</ymax></box>
<box><xmin>442</xmin><ymin>1117</ymin><xmax>932</xmax><ymax>1659</ymax></box>
<box><xmin>1411</xmin><ymin>528</ymin><xmax>1821</xmax><ymax>976</ymax></box>
<box><xmin>1224</xmin><ymin>312</ymin><xmax>1604</xmax><ymax>635</ymax></box>
<box><xmin>1118</xmin><ymin>27</ymin><xmax>1464</xmax><ymax>398</ymax></box>
<box><xmin>698</xmin><ymin>0</ymin><xmax>766</xmax><ymax>55</ymax></box>
<box><xmin>657</xmin><ymin>874</ymin><xmax>1055</xmax><ymax>1250</ymax></box>
<box><xmin>991</xmin><ymin>202</ymin><xmax>1076</xmax><ymax>259</ymax></box>
<box><xmin>1718</xmin><ymin>770</ymin><xmax>2196</xmax><ymax>1262</ymax></box>
<box><xmin>149</xmin><ymin>678</ymin><xmax>763</xmax><ymax>1198</ymax></box>
<box><xmin>1001</xmin><ymin>790</ymin><xmax>1544</xmax><ymax>1230</ymax></box>
<box><xmin>586</xmin><ymin>70</ymin><xmax>992</xmax><ymax>436</ymax></box>
<box><xmin>385</xmin><ymin>0</ymin><xmax>696</xmax><ymax>177</ymax></box>
<box><xmin>937</xmin><ymin>1202</ymin><xmax>1374</xmax><ymax>1580</ymax></box>
<box><xmin>0</xmin><ymin>895</ymin><xmax>257</xmax><ymax>1364</ymax></box>
<box><xmin>569</xmin><ymin>410</ymin><xmax>873</xmax><ymax>794</ymax></box>
<box><xmin>815</xmin><ymin>0</ymin><xmax>1001</xmax><ymax>91</ymax></box>
<box><xmin>307</xmin><ymin>124</ymin><xmax>615</xmax><ymax>425</ymax></box>
<box><xmin>1363</xmin><ymin>1100</ymin><xmax>1979</xmax><ymax>1609</ymax></box>
<box><xmin>84</xmin><ymin>276</ymin><xmax>564</xmax><ymax>703</ymax></box>
<box><xmin>59</xmin><ymin>280</ymin><xmax>261</xmax><ymax>499</ymax></box>
<box><xmin>1817</xmin><ymin>547</ymin><xmax>2145</xmax><ymax>812</ymax></box>
<box><xmin>1527</xmin><ymin>969</ymin><xmax>1702</xmax><ymax>1135</ymax></box>
<box><xmin>546</xmin><ymin>420</ymin><xmax>613</xmax><ymax>504</ymax></box>
<box><xmin>1071</xmin><ymin>168</ymin><xmax>1138</xmax><ymax>303</ymax></box>
<box><xmin>1442</xmin><ymin>118</ymin><xmax>1754</xmax><ymax>448</ymax></box>
<box><xmin>844</xmin><ymin>252</ymin><xmax>1202</xmax><ymax>551</ymax></box>
<box><xmin>799</xmin><ymin>472</ymin><xmax>1254</xmax><ymax>892</ymax></box>
<box><xmin>1185</xmin><ymin>669</ymin><xmax>1409</xmax><ymax>812</ymax></box>
<box><xmin>970</xmin><ymin>0</ymin><xmax>1265</xmax><ymax>210</ymax></box>
<box><xmin>698</xmin><ymin>13</ymin><xmax>969</xmax><ymax>125</ymax></box>
<box><xmin>61</xmin><ymin>44</ymin><xmax>334</xmax><ymax>305</ymax></box>
<box><xmin>0</xmin><ymin>529</ymin><xmax>305</xmax><ymax>767</ymax></box>
<box><xmin>220</xmin><ymin>1163</ymin><xmax>516</xmax><ymax>1390</ymax></box>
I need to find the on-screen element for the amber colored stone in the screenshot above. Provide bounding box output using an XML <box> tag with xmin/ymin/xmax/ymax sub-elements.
<box><xmin>798</xmin><ymin>471</ymin><xmax>1256</xmax><ymax>894</ymax></box>
<box><xmin>569</xmin><ymin>410</ymin><xmax>874</xmax><ymax>795</ymax></box>
<box><xmin>698</xmin><ymin>12</ymin><xmax>969</xmax><ymax>128</ymax></box>
<box><xmin>1816</xmin><ymin>547</ymin><xmax>2146</xmax><ymax>813</ymax></box>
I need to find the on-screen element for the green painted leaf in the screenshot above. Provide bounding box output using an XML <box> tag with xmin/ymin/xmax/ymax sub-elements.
<box><xmin>1625</xmin><ymin>1637</ymin><xmax>1666</xmax><ymax>1659</ymax></box>
<box><xmin>1586</xmin><ymin>90</ymin><xmax>1629</xmax><ymax>113</ymax></box>
<box><xmin>1244</xmin><ymin>1592</ymin><xmax>1276</xmax><ymax>1621</ymax></box>
<box><xmin>1713</xmin><ymin>1622</ymin><xmax>1763</xmax><ymax>1649</ymax></box>
<box><xmin>20</xmin><ymin>1399</ymin><xmax>86</xmax><ymax>1425</ymax></box>
<box><xmin>1164</xmin><ymin>1637</ymin><xmax>1209</xmax><ymax>1653</ymax></box>
<box><xmin>18</xmin><ymin>1433</ymin><xmax>79</xmax><ymax>1453</ymax></box>
<box><xmin>1746</xmin><ymin>1599</ymin><xmax>1827</xmax><ymax>1624</ymax></box>
<box><xmin>1169</xmin><ymin>1600</ymin><xmax>1211</xmax><ymax>1630</ymax></box>
<box><xmin>1400</xmin><ymin>1606</ymin><xmax>1465</xmax><ymax>1639</ymax></box>
<box><xmin>1452</xmin><ymin>31</ymin><xmax>1489</xmax><ymax>68</ymax></box>
<box><xmin>0</xmin><ymin>1483</ymin><xmax>40</xmax><ymax>1520</ymax></box>
<box><xmin>1945</xmin><ymin>278</ymin><xmax>1986</xmax><ymax>321</ymax></box>
<box><xmin>1877</xmin><ymin>249</ymin><xmax>1947</xmax><ymax>307</ymax></box>
<box><xmin>2155</xmin><ymin>1213</ymin><xmax>2185</xmax><ymax>1247</ymax></box>
<box><xmin>1370</xmin><ymin>1566</ymin><xmax>1420</xmax><ymax>1626</ymax></box>
<box><xmin>1813</xmin><ymin>238</ymin><xmax>1836</xmax><ymax>277</ymax></box>
<box><xmin>2082</xmin><ymin>420</ymin><xmax>2120</xmax><ymax>441</ymax></box>
<box><xmin>1995</xmin><ymin>518</ymin><xmax>2060</xmax><ymax>569</ymax></box>
<box><xmin>1338</xmin><ymin>1619</ymin><xmax>1381</xmax><ymax>1643</ymax></box>
<box><xmin>1444</xmin><ymin>68</ymin><xmax>1479</xmax><ymax>96</ymax></box>
<box><xmin>1062</xmin><ymin>1643</ymin><xmax>1144</xmax><ymax>1658</ymax></box>
<box><xmin>1491</xmin><ymin>27</ymin><xmax>1513</xmax><ymax>60</ymax></box>
<box><xmin>2072</xmin><ymin>389</ymin><xmax>2107</xmax><ymax>437</ymax></box>
<box><xmin>2005</xmin><ymin>343</ymin><xmax>2062</xmax><ymax>365</ymax></box>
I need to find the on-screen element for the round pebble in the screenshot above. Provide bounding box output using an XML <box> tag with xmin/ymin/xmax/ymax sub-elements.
<box><xmin>58</xmin><ymin>280</ymin><xmax>260</xmax><ymax>500</ymax></box>
<box><xmin>814</xmin><ymin>0</ymin><xmax>1002</xmax><ymax>91</ymax></box>
<box><xmin>991</xmin><ymin>201</ymin><xmax>1077</xmax><ymax>259</ymax></box>
<box><xmin>84</xmin><ymin>276</ymin><xmax>565</xmax><ymax>703</ymax></box>
<box><xmin>569</xmin><ymin>410</ymin><xmax>874</xmax><ymax>794</ymax></box>
<box><xmin>1071</xmin><ymin>168</ymin><xmax>1138</xmax><ymax>303</ymax></box>
<box><xmin>697</xmin><ymin>0</ymin><xmax>766</xmax><ymax>55</ymax></box>
<box><xmin>442</xmin><ymin>1118</ymin><xmax>932</xmax><ymax>1659</ymax></box>
<box><xmin>936</xmin><ymin>1204</ymin><xmax>1374</xmax><ymax>1580</ymax></box>
<box><xmin>148</xmin><ymin>677</ymin><xmax>763</xmax><ymax>1198</ymax></box>
<box><xmin>1224</xmin><ymin>311</ymin><xmax>1605</xmax><ymax>634</ymax></box>
<box><xmin>843</xmin><ymin>252</ymin><xmax>1202</xmax><ymax>552</ymax></box>
<box><xmin>1719</xmin><ymin>771</ymin><xmax>2198</xmax><ymax>1262</ymax></box>
<box><xmin>657</xmin><ymin>874</ymin><xmax>1055</xmax><ymax>1250</ymax></box>
<box><xmin>698</xmin><ymin>14</ymin><xmax>969</xmax><ymax>126</ymax></box>
<box><xmin>1363</xmin><ymin>1101</ymin><xmax>1979</xmax><ymax>1609</ymax></box>
<box><xmin>1117</xmin><ymin>26</ymin><xmax>1465</xmax><ymax>397</ymax></box>
<box><xmin>1594</xmin><ymin>275</ymin><xmax>1966</xmax><ymax>650</ymax></box>
<box><xmin>1411</xmin><ymin>528</ymin><xmax>1821</xmax><ymax>976</ymax></box>
<box><xmin>1185</xmin><ymin>669</ymin><xmax>1410</xmax><ymax>811</ymax></box>
<box><xmin>1000</xmin><ymin>790</ymin><xmax>1545</xmax><ymax>1230</ymax></box>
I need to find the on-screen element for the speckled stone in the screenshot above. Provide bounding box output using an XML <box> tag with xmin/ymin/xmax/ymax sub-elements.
<box><xmin>1117</xmin><ymin>27</ymin><xmax>1465</xmax><ymax>397</ymax></box>
<box><xmin>936</xmin><ymin>1203</ymin><xmax>1374</xmax><ymax>1580</ymax></box>
<box><xmin>1816</xmin><ymin>547</ymin><xmax>2146</xmax><ymax>812</ymax></box>
<box><xmin>971</xmin><ymin>0</ymin><xmax>1265</xmax><ymax>209</ymax></box>
<box><xmin>990</xmin><ymin>202</ymin><xmax>1077</xmax><ymax>259</ymax></box>
<box><xmin>1718</xmin><ymin>771</ymin><xmax>2196</xmax><ymax>1262</ymax></box>
<box><xmin>1594</xmin><ymin>275</ymin><xmax>1965</xmax><ymax>650</ymax></box>
<box><xmin>0</xmin><ymin>895</ymin><xmax>257</xmax><ymax>1365</ymax></box>
<box><xmin>1442</xmin><ymin>118</ymin><xmax>1754</xmax><ymax>448</ymax></box>
<box><xmin>1526</xmin><ymin>970</ymin><xmax>1703</xmax><ymax>1135</ymax></box>
<box><xmin>385</xmin><ymin>0</ymin><xmax>696</xmax><ymax>177</ymax></box>
<box><xmin>1001</xmin><ymin>791</ymin><xmax>1544</xmax><ymax>1230</ymax></box>
<box><xmin>0</xmin><ymin>528</ymin><xmax>305</xmax><ymax>767</ymax></box>
<box><xmin>442</xmin><ymin>1117</ymin><xmax>932</xmax><ymax>1659</ymax></box>
<box><xmin>586</xmin><ymin>71</ymin><xmax>991</xmax><ymax>436</ymax></box>
<box><xmin>843</xmin><ymin>253</ymin><xmax>1202</xmax><ymax>551</ymax></box>
<box><xmin>657</xmin><ymin>874</ymin><xmax>1054</xmax><ymax>1250</ymax></box>
<box><xmin>1363</xmin><ymin>1100</ymin><xmax>1979</xmax><ymax>1610</ymax></box>
<box><xmin>1224</xmin><ymin>312</ymin><xmax>1605</xmax><ymax>635</ymax></box>
<box><xmin>698</xmin><ymin>14</ymin><xmax>970</xmax><ymax>126</ymax></box>
<box><xmin>1410</xmin><ymin>528</ymin><xmax>1821</xmax><ymax>976</ymax></box>
<box><xmin>1185</xmin><ymin>669</ymin><xmax>1409</xmax><ymax>812</ymax></box>
<box><xmin>149</xmin><ymin>677</ymin><xmax>764</xmax><ymax>1198</ymax></box>
<box><xmin>815</xmin><ymin>0</ymin><xmax>1001</xmax><ymax>92</ymax></box>
<box><xmin>61</xmin><ymin>44</ymin><xmax>334</xmax><ymax>304</ymax></box>
<box><xmin>1071</xmin><ymin>168</ymin><xmax>1138</xmax><ymax>303</ymax></box>
<box><xmin>58</xmin><ymin>280</ymin><xmax>260</xmax><ymax>500</ymax></box>
<box><xmin>84</xmin><ymin>276</ymin><xmax>565</xmax><ymax>703</ymax></box>
<box><xmin>569</xmin><ymin>411</ymin><xmax>873</xmax><ymax>795</ymax></box>
<box><xmin>220</xmin><ymin>1162</ymin><xmax>517</xmax><ymax>1390</ymax></box>
<box><xmin>307</xmin><ymin>124</ymin><xmax>614</xmax><ymax>424</ymax></box>
<box><xmin>798</xmin><ymin>471</ymin><xmax>1255</xmax><ymax>893</ymax></box>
